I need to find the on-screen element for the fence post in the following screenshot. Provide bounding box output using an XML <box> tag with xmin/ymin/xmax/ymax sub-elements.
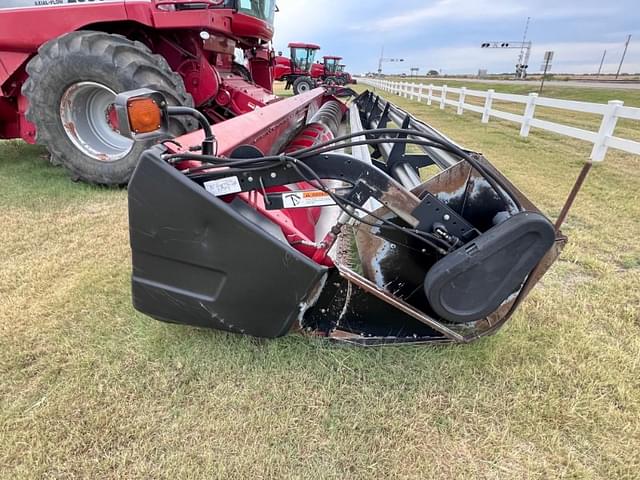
<box><xmin>482</xmin><ymin>89</ymin><xmax>494</xmax><ymax>123</ymax></box>
<box><xmin>440</xmin><ymin>85</ymin><xmax>448</xmax><ymax>109</ymax></box>
<box><xmin>520</xmin><ymin>93</ymin><xmax>538</xmax><ymax>137</ymax></box>
<box><xmin>417</xmin><ymin>83</ymin><xmax>424</xmax><ymax>102</ymax></box>
<box><xmin>457</xmin><ymin>87</ymin><xmax>466</xmax><ymax>115</ymax></box>
<box><xmin>591</xmin><ymin>100</ymin><xmax>624</xmax><ymax>161</ymax></box>
<box><xmin>427</xmin><ymin>85</ymin><xmax>433</xmax><ymax>105</ymax></box>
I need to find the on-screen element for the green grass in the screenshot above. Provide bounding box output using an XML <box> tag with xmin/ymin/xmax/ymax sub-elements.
<box><xmin>384</xmin><ymin>77</ymin><xmax>640</xmax><ymax>106</ymax></box>
<box><xmin>1</xmin><ymin>84</ymin><xmax>639</xmax><ymax>478</ymax></box>
<box><xmin>380</xmin><ymin>78</ymin><xmax>640</xmax><ymax>142</ymax></box>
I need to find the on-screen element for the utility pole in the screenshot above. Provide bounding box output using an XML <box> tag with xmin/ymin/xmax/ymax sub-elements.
<box><xmin>615</xmin><ymin>35</ymin><xmax>632</xmax><ymax>80</ymax></box>
<box><xmin>597</xmin><ymin>50</ymin><xmax>607</xmax><ymax>78</ymax></box>
<box><xmin>539</xmin><ymin>51</ymin><xmax>554</xmax><ymax>95</ymax></box>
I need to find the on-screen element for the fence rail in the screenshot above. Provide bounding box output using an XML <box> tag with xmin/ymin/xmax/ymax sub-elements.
<box><xmin>356</xmin><ymin>78</ymin><xmax>640</xmax><ymax>162</ymax></box>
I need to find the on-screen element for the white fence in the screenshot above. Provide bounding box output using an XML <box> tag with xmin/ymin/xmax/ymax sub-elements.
<box><xmin>357</xmin><ymin>78</ymin><xmax>640</xmax><ymax>162</ymax></box>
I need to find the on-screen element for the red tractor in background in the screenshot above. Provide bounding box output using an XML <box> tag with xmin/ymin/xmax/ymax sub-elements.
<box><xmin>0</xmin><ymin>0</ymin><xmax>280</xmax><ymax>185</ymax></box>
<box><xmin>273</xmin><ymin>42</ymin><xmax>319</xmax><ymax>95</ymax></box>
<box><xmin>310</xmin><ymin>55</ymin><xmax>342</xmax><ymax>85</ymax></box>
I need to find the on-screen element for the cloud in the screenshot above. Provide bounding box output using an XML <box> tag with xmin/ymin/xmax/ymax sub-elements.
<box><xmin>270</xmin><ymin>0</ymin><xmax>639</xmax><ymax>75</ymax></box>
<box><xmin>358</xmin><ymin>0</ymin><xmax>525</xmax><ymax>32</ymax></box>
<box><xmin>273</xmin><ymin>0</ymin><xmax>351</xmax><ymax>50</ymax></box>
<box><xmin>351</xmin><ymin>0</ymin><xmax>618</xmax><ymax>33</ymax></box>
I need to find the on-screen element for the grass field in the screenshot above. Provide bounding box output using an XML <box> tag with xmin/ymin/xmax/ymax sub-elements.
<box><xmin>1</xmin><ymin>84</ymin><xmax>639</xmax><ymax>479</ymax></box>
<box><xmin>379</xmin><ymin>77</ymin><xmax>640</xmax><ymax>142</ymax></box>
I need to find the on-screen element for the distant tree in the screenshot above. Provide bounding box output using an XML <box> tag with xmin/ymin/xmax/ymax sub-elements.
<box><xmin>427</xmin><ymin>69</ymin><xmax>439</xmax><ymax>76</ymax></box>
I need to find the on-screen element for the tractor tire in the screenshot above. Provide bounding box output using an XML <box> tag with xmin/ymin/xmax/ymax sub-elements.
<box><xmin>23</xmin><ymin>30</ymin><xmax>194</xmax><ymax>186</ymax></box>
<box><xmin>325</xmin><ymin>76</ymin><xmax>338</xmax><ymax>86</ymax></box>
<box><xmin>292</xmin><ymin>76</ymin><xmax>315</xmax><ymax>95</ymax></box>
<box><xmin>232</xmin><ymin>62</ymin><xmax>253</xmax><ymax>82</ymax></box>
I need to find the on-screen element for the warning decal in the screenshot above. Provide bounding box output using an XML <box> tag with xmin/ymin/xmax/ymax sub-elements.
<box><xmin>282</xmin><ymin>190</ymin><xmax>336</xmax><ymax>209</ymax></box>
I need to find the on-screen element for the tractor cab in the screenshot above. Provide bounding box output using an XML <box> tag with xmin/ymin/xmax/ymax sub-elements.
<box><xmin>273</xmin><ymin>42</ymin><xmax>321</xmax><ymax>94</ymax></box>
<box><xmin>310</xmin><ymin>55</ymin><xmax>343</xmax><ymax>84</ymax></box>
<box><xmin>287</xmin><ymin>43</ymin><xmax>321</xmax><ymax>75</ymax></box>
<box><xmin>323</xmin><ymin>56</ymin><xmax>343</xmax><ymax>76</ymax></box>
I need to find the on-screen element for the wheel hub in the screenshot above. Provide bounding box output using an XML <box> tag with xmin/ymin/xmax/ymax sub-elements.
<box><xmin>60</xmin><ymin>82</ymin><xmax>134</xmax><ymax>162</ymax></box>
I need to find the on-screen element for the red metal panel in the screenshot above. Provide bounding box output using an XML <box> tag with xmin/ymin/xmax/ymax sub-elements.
<box><xmin>172</xmin><ymin>88</ymin><xmax>326</xmax><ymax>155</ymax></box>
<box><xmin>0</xmin><ymin>4</ymin><xmax>128</xmax><ymax>52</ymax></box>
<box><xmin>0</xmin><ymin>51</ymin><xmax>28</xmax><ymax>88</ymax></box>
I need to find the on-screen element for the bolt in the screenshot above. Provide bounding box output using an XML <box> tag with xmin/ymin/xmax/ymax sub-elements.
<box><xmin>248</xmin><ymin>176</ymin><xmax>254</xmax><ymax>182</ymax></box>
<box><xmin>443</xmin><ymin>214</ymin><xmax>451</xmax><ymax>221</ymax></box>
<box><xmin>270</xmin><ymin>172</ymin><xmax>277</xmax><ymax>178</ymax></box>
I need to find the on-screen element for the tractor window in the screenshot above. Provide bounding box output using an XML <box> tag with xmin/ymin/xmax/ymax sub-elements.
<box><xmin>292</xmin><ymin>48</ymin><xmax>317</xmax><ymax>72</ymax></box>
<box><xmin>325</xmin><ymin>58</ymin><xmax>339</xmax><ymax>74</ymax></box>
<box><xmin>237</xmin><ymin>0</ymin><xmax>276</xmax><ymax>24</ymax></box>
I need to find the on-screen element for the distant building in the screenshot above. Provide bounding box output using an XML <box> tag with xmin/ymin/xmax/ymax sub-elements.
<box><xmin>478</xmin><ymin>69</ymin><xmax>488</xmax><ymax>78</ymax></box>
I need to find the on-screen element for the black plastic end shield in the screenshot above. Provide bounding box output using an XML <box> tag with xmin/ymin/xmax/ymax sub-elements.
<box><xmin>424</xmin><ymin>212</ymin><xmax>556</xmax><ymax>324</ymax></box>
<box><xmin>128</xmin><ymin>148</ymin><xmax>327</xmax><ymax>338</ymax></box>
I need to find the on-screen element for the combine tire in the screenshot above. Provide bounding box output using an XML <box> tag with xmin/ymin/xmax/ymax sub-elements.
<box><xmin>23</xmin><ymin>31</ymin><xmax>194</xmax><ymax>185</ymax></box>
<box><xmin>292</xmin><ymin>76</ymin><xmax>315</xmax><ymax>95</ymax></box>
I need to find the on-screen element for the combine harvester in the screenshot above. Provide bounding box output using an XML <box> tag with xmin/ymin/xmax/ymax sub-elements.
<box><xmin>0</xmin><ymin>0</ymin><xmax>279</xmax><ymax>185</ymax></box>
<box><xmin>112</xmin><ymin>84</ymin><xmax>571</xmax><ymax>346</ymax></box>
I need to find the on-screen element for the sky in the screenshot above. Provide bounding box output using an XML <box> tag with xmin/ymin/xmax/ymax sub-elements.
<box><xmin>273</xmin><ymin>0</ymin><xmax>639</xmax><ymax>76</ymax></box>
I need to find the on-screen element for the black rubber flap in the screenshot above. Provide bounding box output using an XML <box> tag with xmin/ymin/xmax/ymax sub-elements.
<box><xmin>424</xmin><ymin>212</ymin><xmax>555</xmax><ymax>324</ymax></box>
<box><xmin>128</xmin><ymin>148</ymin><xmax>327</xmax><ymax>338</ymax></box>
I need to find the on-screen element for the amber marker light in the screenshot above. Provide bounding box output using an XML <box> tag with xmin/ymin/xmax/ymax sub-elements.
<box><xmin>127</xmin><ymin>97</ymin><xmax>162</xmax><ymax>134</ymax></box>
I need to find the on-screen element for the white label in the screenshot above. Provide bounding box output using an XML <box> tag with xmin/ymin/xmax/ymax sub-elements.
<box><xmin>204</xmin><ymin>176</ymin><xmax>242</xmax><ymax>197</ymax></box>
<box><xmin>282</xmin><ymin>191</ymin><xmax>335</xmax><ymax>209</ymax></box>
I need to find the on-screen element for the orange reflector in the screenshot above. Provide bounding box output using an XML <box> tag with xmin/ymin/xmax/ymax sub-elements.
<box><xmin>127</xmin><ymin>97</ymin><xmax>162</xmax><ymax>134</ymax></box>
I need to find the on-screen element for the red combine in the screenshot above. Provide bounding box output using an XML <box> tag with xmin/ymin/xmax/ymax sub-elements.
<box><xmin>310</xmin><ymin>55</ymin><xmax>342</xmax><ymax>85</ymax></box>
<box><xmin>273</xmin><ymin>42</ymin><xmax>319</xmax><ymax>95</ymax></box>
<box><xmin>102</xmin><ymin>84</ymin><xmax>586</xmax><ymax>346</ymax></box>
<box><xmin>0</xmin><ymin>0</ymin><xmax>279</xmax><ymax>185</ymax></box>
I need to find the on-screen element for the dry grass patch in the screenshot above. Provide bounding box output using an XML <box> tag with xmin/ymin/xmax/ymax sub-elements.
<box><xmin>1</xmin><ymin>84</ymin><xmax>639</xmax><ymax>479</ymax></box>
